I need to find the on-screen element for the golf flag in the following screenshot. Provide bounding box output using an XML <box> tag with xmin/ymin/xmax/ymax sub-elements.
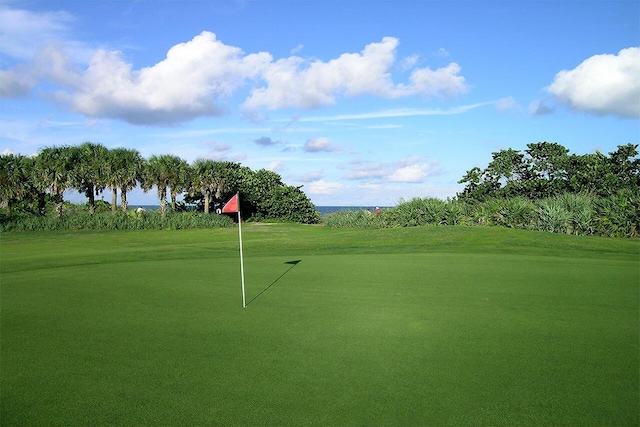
<box><xmin>222</xmin><ymin>193</ymin><xmax>246</xmax><ymax>308</ymax></box>
<box><xmin>221</xmin><ymin>194</ymin><xmax>239</xmax><ymax>213</ymax></box>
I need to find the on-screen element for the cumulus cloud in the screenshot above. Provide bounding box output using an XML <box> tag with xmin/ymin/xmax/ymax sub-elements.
<box><xmin>243</xmin><ymin>37</ymin><xmax>468</xmax><ymax>110</ymax></box>
<box><xmin>388</xmin><ymin>164</ymin><xmax>429</xmax><ymax>183</ymax></box>
<box><xmin>50</xmin><ymin>32</ymin><xmax>272</xmax><ymax>125</ymax></box>
<box><xmin>1</xmin><ymin>7</ymin><xmax>471</xmax><ymax>125</ymax></box>
<box><xmin>402</xmin><ymin>62</ymin><xmax>467</xmax><ymax>97</ymax></box>
<box><xmin>546</xmin><ymin>47</ymin><xmax>640</xmax><ymax>118</ymax></box>
<box><xmin>304</xmin><ymin>137</ymin><xmax>341</xmax><ymax>152</ymax></box>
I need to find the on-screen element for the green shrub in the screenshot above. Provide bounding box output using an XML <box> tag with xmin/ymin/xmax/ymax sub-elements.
<box><xmin>390</xmin><ymin>198</ymin><xmax>446</xmax><ymax>227</ymax></box>
<box><xmin>323</xmin><ymin>209</ymin><xmax>386</xmax><ymax>228</ymax></box>
<box><xmin>320</xmin><ymin>193</ymin><xmax>637</xmax><ymax>238</ymax></box>
<box><xmin>594</xmin><ymin>190</ymin><xmax>640</xmax><ymax>238</ymax></box>
<box><xmin>536</xmin><ymin>199</ymin><xmax>572</xmax><ymax>234</ymax></box>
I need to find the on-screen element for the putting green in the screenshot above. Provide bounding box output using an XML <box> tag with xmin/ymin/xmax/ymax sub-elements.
<box><xmin>1</xmin><ymin>226</ymin><xmax>638</xmax><ymax>425</ymax></box>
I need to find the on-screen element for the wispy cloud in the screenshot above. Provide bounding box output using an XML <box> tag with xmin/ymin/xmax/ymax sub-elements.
<box><xmin>254</xmin><ymin>136</ymin><xmax>283</xmax><ymax>147</ymax></box>
<box><xmin>528</xmin><ymin>100</ymin><xmax>554</xmax><ymax>116</ymax></box>
<box><xmin>343</xmin><ymin>157</ymin><xmax>441</xmax><ymax>183</ymax></box>
<box><xmin>287</xmin><ymin>101</ymin><xmax>497</xmax><ymax>123</ymax></box>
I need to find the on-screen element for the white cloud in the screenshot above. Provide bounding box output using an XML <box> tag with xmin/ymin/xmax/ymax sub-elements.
<box><xmin>307</xmin><ymin>180</ymin><xmax>344</xmax><ymax>195</ymax></box>
<box><xmin>344</xmin><ymin>159</ymin><xmax>389</xmax><ymax>180</ymax></box>
<box><xmin>0</xmin><ymin>7</ymin><xmax>74</xmax><ymax>60</ymax></box>
<box><xmin>345</xmin><ymin>157</ymin><xmax>441</xmax><ymax>184</ymax></box>
<box><xmin>402</xmin><ymin>62</ymin><xmax>468</xmax><ymax>97</ymax></box>
<box><xmin>267</xmin><ymin>160</ymin><xmax>285</xmax><ymax>172</ymax></box>
<box><xmin>0</xmin><ymin>6</ymin><xmax>96</xmax><ymax>66</ymax></box>
<box><xmin>243</xmin><ymin>37</ymin><xmax>469</xmax><ymax>110</ymax></box>
<box><xmin>401</xmin><ymin>54</ymin><xmax>419</xmax><ymax>70</ymax></box>
<box><xmin>288</xmin><ymin>101</ymin><xmax>495</xmax><ymax>122</ymax></box>
<box><xmin>546</xmin><ymin>47</ymin><xmax>640</xmax><ymax>118</ymax></box>
<box><xmin>388</xmin><ymin>164</ymin><xmax>429</xmax><ymax>183</ymax></box>
<box><xmin>49</xmin><ymin>32</ymin><xmax>272</xmax><ymax>125</ymax></box>
<box><xmin>304</xmin><ymin>137</ymin><xmax>341</xmax><ymax>152</ymax></box>
<box><xmin>2</xmin><ymin>9</ymin><xmax>470</xmax><ymax>125</ymax></box>
<box><xmin>0</xmin><ymin>67</ymin><xmax>36</xmax><ymax>98</ymax></box>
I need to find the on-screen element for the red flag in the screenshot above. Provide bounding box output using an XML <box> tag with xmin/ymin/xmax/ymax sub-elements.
<box><xmin>222</xmin><ymin>194</ymin><xmax>239</xmax><ymax>213</ymax></box>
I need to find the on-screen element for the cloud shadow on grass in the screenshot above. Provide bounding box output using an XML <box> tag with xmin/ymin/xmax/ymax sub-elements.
<box><xmin>246</xmin><ymin>260</ymin><xmax>301</xmax><ymax>306</ymax></box>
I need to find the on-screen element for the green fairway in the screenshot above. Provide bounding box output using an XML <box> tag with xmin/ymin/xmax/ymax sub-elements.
<box><xmin>1</xmin><ymin>225</ymin><xmax>638</xmax><ymax>425</ymax></box>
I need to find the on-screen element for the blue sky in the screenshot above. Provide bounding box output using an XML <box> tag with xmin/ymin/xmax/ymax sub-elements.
<box><xmin>1</xmin><ymin>0</ymin><xmax>638</xmax><ymax>206</ymax></box>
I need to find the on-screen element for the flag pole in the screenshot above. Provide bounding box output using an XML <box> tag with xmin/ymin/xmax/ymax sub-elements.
<box><xmin>237</xmin><ymin>196</ymin><xmax>246</xmax><ymax>308</ymax></box>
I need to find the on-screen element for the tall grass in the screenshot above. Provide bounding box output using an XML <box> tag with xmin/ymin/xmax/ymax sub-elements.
<box><xmin>322</xmin><ymin>209</ymin><xmax>387</xmax><ymax>228</ymax></box>
<box><xmin>595</xmin><ymin>190</ymin><xmax>640</xmax><ymax>238</ymax></box>
<box><xmin>0</xmin><ymin>210</ymin><xmax>234</xmax><ymax>232</ymax></box>
<box><xmin>324</xmin><ymin>192</ymin><xmax>639</xmax><ymax>238</ymax></box>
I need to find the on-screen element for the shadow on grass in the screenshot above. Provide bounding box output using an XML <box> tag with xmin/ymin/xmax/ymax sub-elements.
<box><xmin>246</xmin><ymin>260</ymin><xmax>302</xmax><ymax>306</ymax></box>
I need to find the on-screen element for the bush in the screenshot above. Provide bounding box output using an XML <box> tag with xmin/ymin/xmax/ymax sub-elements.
<box><xmin>321</xmin><ymin>193</ymin><xmax>637</xmax><ymax>238</ymax></box>
<box><xmin>391</xmin><ymin>198</ymin><xmax>446</xmax><ymax>227</ymax></box>
<box><xmin>536</xmin><ymin>199</ymin><xmax>572</xmax><ymax>234</ymax></box>
<box><xmin>594</xmin><ymin>189</ymin><xmax>640</xmax><ymax>238</ymax></box>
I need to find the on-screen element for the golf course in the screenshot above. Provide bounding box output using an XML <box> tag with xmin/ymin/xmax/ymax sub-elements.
<box><xmin>1</xmin><ymin>224</ymin><xmax>638</xmax><ymax>426</ymax></box>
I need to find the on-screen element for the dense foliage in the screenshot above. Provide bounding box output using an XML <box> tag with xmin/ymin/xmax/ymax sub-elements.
<box><xmin>325</xmin><ymin>142</ymin><xmax>639</xmax><ymax>238</ymax></box>
<box><xmin>324</xmin><ymin>193</ymin><xmax>639</xmax><ymax>238</ymax></box>
<box><xmin>457</xmin><ymin>142</ymin><xmax>639</xmax><ymax>200</ymax></box>
<box><xmin>0</xmin><ymin>143</ymin><xmax>319</xmax><ymax>230</ymax></box>
<box><xmin>0</xmin><ymin>201</ymin><xmax>235</xmax><ymax>231</ymax></box>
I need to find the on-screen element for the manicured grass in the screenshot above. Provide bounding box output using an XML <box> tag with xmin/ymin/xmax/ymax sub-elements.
<box><xmin>1</xmin><ymin>225</ymin><xmax>638</xmax><ymax>425</ymax></box>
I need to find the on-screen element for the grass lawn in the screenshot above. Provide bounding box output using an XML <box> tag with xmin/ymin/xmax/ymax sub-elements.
<box><xmin>1</xmin><ymin>225</ymin><xmax>638</xmax><ymax>425</ymax></box>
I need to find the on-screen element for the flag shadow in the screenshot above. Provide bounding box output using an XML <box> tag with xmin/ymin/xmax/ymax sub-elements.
<box><xmin>246</xmin><ymin>260</ymin><xmax>301</xmax><ymax>307</ymax></box>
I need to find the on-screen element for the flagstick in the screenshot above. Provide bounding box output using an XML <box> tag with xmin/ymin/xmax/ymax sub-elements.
<box><xmin>237</xmin><ymin>209</ymin><xmax>246</xmax><ymax>308</ymax></box>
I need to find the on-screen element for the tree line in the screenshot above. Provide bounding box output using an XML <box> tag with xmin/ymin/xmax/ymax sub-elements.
<box><xmin>0</xmin><ymin>142</ymin><xmax>319</xmax><ymax>224</ymax></box>
<box><xmin>324</xmin><ymin>142</ymin><xmax>639</xmax><ymax>238</ymax></box>
<box><xmin>457</xmin><ymin>142</ymin><xmax>639</xmax><ymax>201</ymax></box>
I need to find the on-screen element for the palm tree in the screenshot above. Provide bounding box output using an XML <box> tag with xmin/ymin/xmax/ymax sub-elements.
<box><xmin>35</xmin><ymin>146</ymin><xmax>75</xmax><ymax>217</ymax></box>
<box><xmin>106</xmin><ymin>148</ymin><xmax>144</xmax><ymax>213</ymax></box>
<box><xmin>72</xmin><ymin>142</ymin><xmax>109</xmax><ymax>214</ymax></box>
<box><xmin>165</xmin><ymin>156</ymin><xmax>190</xmax><ymax>212</ymax></box>
<box><xmin>0</xmin><ymin>153</ymin><xmax>30</xmax><ymax>217</ymax></box>
<box><xmin>143</xmin><ymin>154</ymin><xmax>190</xmax><ymax>214</ymax></box>
<box><xmin>191</xmin><ymin>160</ymin><xmax>237</xmax><ymax>213</ymax></box>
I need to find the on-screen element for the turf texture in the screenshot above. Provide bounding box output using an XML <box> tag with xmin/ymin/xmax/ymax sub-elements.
<box><xmin>1</xmin><ymin>225</ymin><xmax>638</xmax><ymax>425</ymax></box>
